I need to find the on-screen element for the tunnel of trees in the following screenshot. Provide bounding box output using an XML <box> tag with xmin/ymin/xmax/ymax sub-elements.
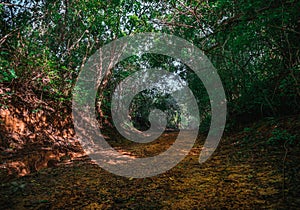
<box><xmin>1</xmin><ymin>0</ymin><xmax>299</xmax><ymax>127</ymax></box>
<box><xmin>0</xmin><ymin>0</ymin><xmax>299</xmax><ymax>209</ymax></box>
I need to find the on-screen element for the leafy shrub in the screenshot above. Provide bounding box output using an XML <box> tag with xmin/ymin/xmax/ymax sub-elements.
<box><xmin>267</xmin><ymin>128</ymin><xmax>297</xmax><ymax>145</ymax></box>
<box><xmin>0</xmin><ymin>53</ymin><xmax>18</xmax><ymax>82</ymax></box>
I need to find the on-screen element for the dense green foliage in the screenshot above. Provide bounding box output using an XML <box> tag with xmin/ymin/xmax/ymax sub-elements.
<box><xmin>1</xmin><ymin>0</ymin><xmax>299</xmax><ymax>130</ymax></box>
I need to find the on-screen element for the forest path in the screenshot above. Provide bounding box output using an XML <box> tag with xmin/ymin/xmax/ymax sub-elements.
<box><xmin>1</xmin><ymin>129</ymin><xmax>299</xmax><ymax>209</ymax></box>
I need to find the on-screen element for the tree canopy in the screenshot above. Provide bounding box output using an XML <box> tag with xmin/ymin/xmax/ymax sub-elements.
<box><xmin>1</xmin><ymin>0</ymin><xmax>299</xmax><ymax>130</ymax></box>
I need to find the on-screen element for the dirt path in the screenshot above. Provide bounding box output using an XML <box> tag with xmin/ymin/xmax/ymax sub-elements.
<box><xmin>1</xmin><ymin>130</ymin><xmax>299</xmax><ymax>209</ymax></box>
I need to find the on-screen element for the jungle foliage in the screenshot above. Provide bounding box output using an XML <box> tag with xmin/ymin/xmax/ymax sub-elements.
<box><xmin>1</xmin><ymin>0</ymin><xmax>299</xmax><ymax>130</ymax></box>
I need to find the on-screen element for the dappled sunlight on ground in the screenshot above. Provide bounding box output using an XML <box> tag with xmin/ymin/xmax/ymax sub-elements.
<box><xmin>1</xmin><ymin>122</ymin><xmax>299</xmax><ymax>209</ymax></box>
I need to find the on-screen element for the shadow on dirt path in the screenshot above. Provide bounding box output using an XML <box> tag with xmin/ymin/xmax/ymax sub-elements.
<box><xmin>1</xmin><ymin>123</ymin><xmax>299</xmax><ymax>209</ymax></box>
